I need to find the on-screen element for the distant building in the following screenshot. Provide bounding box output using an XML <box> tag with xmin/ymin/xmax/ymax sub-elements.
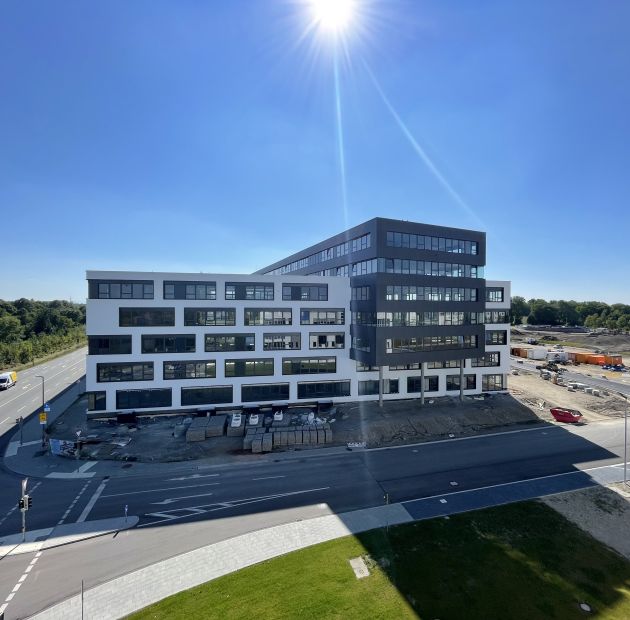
<box><xmin>85</xmin><ymin>217</ymin><xmax>510</xmax><ymax>414</ymax></box>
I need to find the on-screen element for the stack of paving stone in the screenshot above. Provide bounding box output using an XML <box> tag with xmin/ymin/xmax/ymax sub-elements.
<box><xmin>247</xmin><ymin>423</ymin><xmax>332</xmax><ymax>453</ymax></box>
<box><xmin>226</xmin><ymin>412</ymin><xmax>245</xmax><ymax>437</ymax></box>
<box><xmin>185</xmin><ymin>417</ymin><xmax>209</xmax><ymax>442</ymax></box>
<box><xmin>243</xmin><ymin>427</ymin><xmax>266</xmax><ymax>451</ymax></box>
<box><xmin>205</xmin><ymin>415</ymin><xmax>227</xmax><ymax>438</ymax></box>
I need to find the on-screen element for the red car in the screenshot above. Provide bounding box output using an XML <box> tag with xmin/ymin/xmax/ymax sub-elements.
<box><xmin>550</xmin><ymin>407</ymin><xmax>583</xmax><ymax>423</ymax></box>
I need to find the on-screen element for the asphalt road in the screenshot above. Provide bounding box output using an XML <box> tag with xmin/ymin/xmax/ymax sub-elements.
<box><xmin>1</xmin><ymin>413</ymin><xmax>626</xmax><ymax>619</ymax></box>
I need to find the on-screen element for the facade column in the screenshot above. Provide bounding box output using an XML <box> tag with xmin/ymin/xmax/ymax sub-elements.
<box><xmin>420</xmin><ymin>362</ymin><xmax>425</xmax><ymax>406</ymax></box>
<box><xmin>459</xmin><ymin>361</ymin><xmax>464</xmax><ymax>401</ymax></box>
<box><xmin>378</xmin><ymin>365</ymin><xmax>384</xmax><ymax>408</ymax></box>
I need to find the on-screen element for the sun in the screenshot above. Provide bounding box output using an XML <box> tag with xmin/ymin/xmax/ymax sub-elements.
<box><xmin>310</xmin><ymin>0</ymin><xmax>356</xmax><ymax>34</ymax></box>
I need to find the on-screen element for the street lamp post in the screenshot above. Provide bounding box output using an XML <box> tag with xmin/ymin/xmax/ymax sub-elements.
<box><xmin>35</xmin><ymin>375</ymin><xmax>45</xmax><ymax>447</ymax></box>
<box><xmin>616</xmin><ymin>391</ymin><xmax>628</xmax><ymax>487</ymax></box>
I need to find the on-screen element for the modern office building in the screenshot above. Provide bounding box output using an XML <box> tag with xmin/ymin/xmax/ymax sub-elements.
<box><xmin>85</xmin><ymin>218</ymin><xmax>510</xmax><ymax>414</ymax></box>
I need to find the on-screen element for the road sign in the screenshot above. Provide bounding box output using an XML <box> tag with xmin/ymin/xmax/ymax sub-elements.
<box><xmin>43</xmin><ymin>403</ymin><xmax>51</xmax><ymax>413</ymax></box>
<box><xmin>39</xmin><ymin>412</ymin><xmax>47</xmax><ymax>425</ymax></box>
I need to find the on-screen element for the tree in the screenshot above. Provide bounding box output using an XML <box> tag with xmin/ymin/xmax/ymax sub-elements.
<box><xmin>0</xmin><ymin>315</ymin><xmax>23</xmax><ymax>344</ymax></box>
<box><xmin>527</xmin><ymin>300</ymin><xmax>560</xmax><ymax>325</ymax></box>
<box><xmin>510</xmin><ymin>296</ymin><xmax>530</xmax><ymax>325</ymax></box>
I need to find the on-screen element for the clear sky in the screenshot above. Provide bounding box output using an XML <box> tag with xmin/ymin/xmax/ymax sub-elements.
<box><xmin>1</xmin><ymin>1</ymin><xmax>629</xmax><ymax>303</ymax></box>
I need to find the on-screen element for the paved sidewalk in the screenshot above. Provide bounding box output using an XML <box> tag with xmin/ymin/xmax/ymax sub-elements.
<box><xmin>29</xmin><ymin>503</ymin><xmax>413</xmax><ymax>620</ymax></box>
<box><xmin>0</xmin><ymin>517</ymin><xmax>138</xmax><ymax>559</ymax></box>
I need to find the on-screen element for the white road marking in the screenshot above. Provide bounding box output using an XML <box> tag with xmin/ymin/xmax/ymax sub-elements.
<box><xmin>57</xmin><ymin>480</ymin><xmax>92</xmax><ymax>526</ymax></box>
<box><xmin>252</xmin><ymin>475</ymin><xmax>285</xmax><ymax>481</ymax></box>
<box><xmin>77</xmin><ymin>479</ymin><xmax>108</xmax><ymax>522</ymax></box>
<box><xmin>0</xmin><ymin>417</ymin><xmax>9</xmax><ymax>424</ymax></box>
<box><xmin>167</xmin><ymin>474</ymin><xmax>220</xmax><ymax>481</ymax></box>
<box><xmin>102</xmin><ymin>482</ymin><xmax>220</xmax><ymax>498</ymax></box>
<box><xmin>152</xmin><ymin>492</ymin><xmax>216</xmax><ymax>505</ymax></box>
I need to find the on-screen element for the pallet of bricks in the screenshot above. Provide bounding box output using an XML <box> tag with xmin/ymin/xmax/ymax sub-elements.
<box><xmin>245</xmin><ymin>423</ymin><xmax>332</xmax><ymax>453</ymax></box>
<box><xmin>186</xmin><ymin>416</ymin><xmax>209</xmax><ymax>442</ymax></box>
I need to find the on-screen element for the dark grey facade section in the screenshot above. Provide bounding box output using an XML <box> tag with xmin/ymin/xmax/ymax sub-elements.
<box><xmin>256</xmin><ymin>217</ymin><xmax>487</xmax><ymax>366</ymax></box>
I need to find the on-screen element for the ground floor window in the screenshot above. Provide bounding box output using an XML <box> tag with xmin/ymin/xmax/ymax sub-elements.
<box><xmin>297</xmin><ymin>380</ymin><xmax>351</xmax><ymax>399</ymax></box>
<box><xmin>407</xmin><ymin>376</ymin><xmax>439</xmax><ymax>393</ymax></box>
<box><xmin>482</xmin><ymin>374</ymin><xmax>505</xmax><ymax>391</ymax></box>
<box><xmin>241</xmin><ymin>383</ymin><xmax>290</xmax><ymax>402</ymax></box>
<box><xmin>116</xmin><ymin>389</ymin><xmax>171</xmax><ymax>409</ymax></box>
<box><xmin>87</xmin><ymin>391</ymin><xmax>106</xmax><ymax>411</ymax></box>
<box><xmin>358</xmin><ymin>379</ymin><xmax>399</xmax><ymax>396</ymax></box>
<box><xmin>446</xmin><ymin>374</ymin><xmax>477</xmax><ymax>391</ymax></box>
<box><xmin>181</xmin><ymin>386</ymin><xmax>233</xmax><ymax>406</ymax></box>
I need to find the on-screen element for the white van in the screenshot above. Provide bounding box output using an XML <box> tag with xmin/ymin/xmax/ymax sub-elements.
<box><xmin>0</xmin><ymin>371</ymin><xmax>18</xmax><ymax>390</ymax></box>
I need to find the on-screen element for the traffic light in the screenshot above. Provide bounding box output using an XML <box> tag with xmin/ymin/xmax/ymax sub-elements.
<box><xmin>18</xmin><ymin>498</ymin><xmax>25</xmax><ymax>510</ymax></box>
<box><xmin>26</xmin><ymin>495</ymin><xmax>32</xmax><ymax>510</ymax></box>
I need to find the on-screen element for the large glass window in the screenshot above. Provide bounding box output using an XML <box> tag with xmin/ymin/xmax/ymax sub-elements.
<box><xmin>386</xmin><ymin>336</ymin><xmax>478</xmax><ymax>353</ymax></box>
<box><xmin>482</xmin><ymin>374</ymin><xmax>505</xmax><ymax>391</ymax></box>
<box><xmin>88</xmin><ymin>336</ymin><xmax>132</xmax><ymax>355</ymax></box>
<box><xmin>181</xmin><ymin>386</ymin><xmax>232</xmax><ymax>406</ymax></box>
<box><xmin>351</xmin><ymin>286</ymin><xmax>371</xmax><ymax>301</ymax></box>
<box><xmin>241</xmin><ymin>383</ymin><xmax>290</xmax><ymax>402</ymax></box>
<box><xmin>352</xmin><ymin>337</ymin><xmax>371</xmax><ymax>353</ymax></box>
<box><xmin>353</xmin><ymin>311</ymin><xmax>482</xmax><ymax>327</ymax></box>
<box><xmin>87</xmin><ymin>391</ymin><xmax>106</xmax><ymax>411</ymax></box>
<box><xmin>225</xmin><ymin>359</ymin><xmax>274</xmax><ymax>377</ymax></box>
<box><xmin>300</xmin><ymin>309</ymin><xmax>345</xmax><ymax>325</ymax></box>
<box><xmin>141</xmin><ymin>335</ymin><xmax>196</xmax><ymax>354</ymax></box>
<box><xmin>358</xmin><ymin>379</ymin><xmax>399</xmax><ymax>396</ymax></box>
<box><xmin>89</xmin><ymin>280</ymin><xmax>154</xmax><ymax>300</ymax></box>
<box><xmin>205</xmin><ymin>334</ymin><xmax>255</xmax><ymax>352</ymax></box>
<box><xmin>386</xmin><ymin>231</ymin><xmax>479</xmax><ymax>255</ymax></box>
<box><xmin>426</xmin><ymin>360</ymin><xmax>461</xmax><ymax>369</ymax></box>
<box><xmin>282</xmin><ymin>357</ymin><xmax>336</xmax><ymax>375</ymax></box>
<box><xmin>244</xmin><ymin>309</ymin><xmax>291</xmax><ymax>326</ymax></box>
<box><xmin>484</xmin><ymin>311</ymin><xmax>509</xmax><ymax>324</ymax></box>
<box><xmin>164</xmin><ymin>281</ymin><xmax>216</xmax><ymax>300</ymax></box>
<box><xmin>385</xmin><ymin>286</ymin><xmax>478</xmax><ymax>302</ymax></box>
<box><xmin>309</xmin><ymin>332</ymin><xmax>345</xmax><ymax>349</ymax></box>
<box><xmin>446</xmin><ymin>374</ymin><xmax>477</xmax><ymax>391</ymax></box>
<box><xmin>407</xmin><ymin>376</ymin><xmax>439</xmax><ymax>393</ymax></box>
<box><xmin>282</xmin><ymin>284</ymin><xmax>328</xmax><ymax>301</ymax></box>
<box><xmin>184</xmin><ymin>308</ymin><xmax>236</xmax><ymax>326</ymax></box>
<box><xmin>119</xmin><ymin>308</ymin><xmax>174</xmax><ymax>327</ymax></box>
<box><xmin>225</xmin><ymin>283</ymin><xmax>274</xmax><ymax>301</ymax></box>
<box><xmin>163</xmin><ymin>361</ymin><xmax>216</xmax><ymax>380</ymax></box>
<box><xmin>485</xmin><ymin>330</ymin><xmax>507</xmax><ymax>345</ymax></box>
<box><xmin>378</xmin><ymin>258</ymin><xmax>482</xmax><ymax>278</ymax></box>
<box><xmin>471</xmin><ymin>352</ymin><xmax>500</xmax><ymax>367</ymax></box>
<box><xmin>97</xmin><ymin>362</ymin><xmax>153</xmax><ymax>382</ymax></box>
<box><xmin>116</xmin><ymin>388</ymin><xmax>171</xmax><ymax>409</ymax></box>
<box><xmin>263</xmin><ymin>333</ymin><xmax>301</xmax><ymax>351</ymax></box>
<box><xmin>297</xmin><ymin>381</ymin><xmax>351</xmax><ymax>399</ymax></box>
<box><xmin>486</xmin><ymin>287</ymin><xmax>505</xmax><ymax>303</ymax></box>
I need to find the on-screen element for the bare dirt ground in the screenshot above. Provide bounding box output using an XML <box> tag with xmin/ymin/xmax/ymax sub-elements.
<box><xmin>48</xmin><ymin>391</ymin><xmax>544</xmax><ymax>463</ymax></box>
<box><xmin>542</xmin><ymin>483</ymin><xmax>630</xmax><ymax>561</ymax></box>
<box><xmin>508</xmin><ymin>369</ymin><xmax>627</xmax><ymax>423</ymax></box>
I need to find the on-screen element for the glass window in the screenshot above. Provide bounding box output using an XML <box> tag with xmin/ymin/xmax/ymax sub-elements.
<box><xmin>163</xmin><ymin>281</ymin><xmax>216</xmax><ymax>300</ymax></box>
<box><xmin>89</xmin><ymin>280</ymin><xmax>154</xmax><ymax>299</ymax></box>
<box><xmin>141</xmin><ymin>335</ymin><xmax>196</xmax><ymax>354</ymax></box>
<box><xmin>300</xmin><ymin>309</ymin><xmax>345</xmax><ymax>325</ymax></box>
<box><xmin>446</xmin><ymin>374</ymin><xmax>477</xmax><ymax>390</ymax></box>
<box><xmin>282</xmin><ymin>284</ymin><xmax>328</xmax><ymax>301</ymax></box>
<box><xmin>358</xmin><ymin>379</ymin><xmax>399</xmax><ymax>396</ymax></box>
<box><xmin>471</xmin><ymin>352</ymin><xmax>500</xmax><ymax>367</ymax></box>
<box><xmin>482</xmin><ymin>374</ymin><xmax>505</xmax><ymax>391</ymax></box>
<box><xmin>87</xmin><ymin>391</ymin><xmax>106</xmax><ymax>411</ymax></box>
<box><xmin>226</xmin><ymin>282</ymin><xmax>274</xmax><ymax>300</ymax></box>
<box><xmin>486</xmin><ymin>287</ymin><xmax>504</xmax><ymax>303</ymax></box>
<box><xmin>407</xmin><ymin>376</ymin><xmax>439</xmax><ymax>393</ymax></box>
<box><xmin>181</xmin><ymin>386</ymin><xmax>232</xmax><ymax>406</ymax></box>
<box><xmin>282</xmin><ymin>357</ymin><xmax>336</xmax><ymax>375</ymax></box>
<box><xmin>244</xmin><ymin>309</ymin><xmax>291</xmax><ymax>326</ymax></box>
<box><xmin>163</xmin><ymin>361</ymin><xmax>216</xmax><ymax>380</ymax></box>
<box><xmin>225</xmin><ymin>359</ymin><xmax>274</xmax><ymax>377</ymax></box>
<box><xmin>485</xmin><ymin>330</ymin><xmax>507</xmax><ymax>345</ymax></box>
<box><xmin>88</xmin><ymin>336</ymin><xmax>132</xmax><ymax>355</ymax></box>
<box><xmin>263</xmin><ymin>333</ymin><xmax>301</xmax><ymax>350</ymax></box>
<box><xmin>119</xmin><ymin>308</ymin><xmax>175</xmax><ymax>327</ymax></box>
<box><xmin>297</xmin><ymin>381</ymin><xmax>351</xmax><ymax>399</ymax></box>
<box><xmin>309</xmin><ymin>333</ymin><xmax>344</xmax><ymax>349</ymax></box>
<box><xmin>97</xmin><ymin>362</ymin><xmax>153</xmax><ymax>382</ymax></box>
<box><xmin>116</xmin><ymin>389</ymin><xmax>171</xmax><ymax>409</ymax></box>
<box><xmin>205</xmin><ymin>334</ymin><xmax>255</xmax><ymax>352</ymax></box>
<box><xmin>241</xmin><ymin>383</ymin><xmax>290</xmax><ymax>402</ymax></box>
<box><xmin>184</xmin><ymin>308</ymin><xmax>236</xmax><ymax>326</ymax></box>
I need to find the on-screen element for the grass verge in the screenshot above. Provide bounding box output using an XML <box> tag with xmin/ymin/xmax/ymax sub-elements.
<box><xmin>11</xmin><ymin>342</ymin><xmax>87</xmax><ymax>373</ymax></box>
<box><xmin>128</xmin><ymin>501</ymin><xmax>630</xmax><ymax>620</ymax></box>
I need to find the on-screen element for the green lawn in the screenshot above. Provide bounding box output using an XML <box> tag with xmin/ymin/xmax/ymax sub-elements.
<box><xmin>129</xmin><ymin>501</ymin><xmax>630</xmax><ymax>620</ymax></box>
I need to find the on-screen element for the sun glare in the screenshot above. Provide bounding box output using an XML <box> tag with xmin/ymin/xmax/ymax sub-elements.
<box><xmin>310</xmin><ymin>0</ymin><xmax>355</xmax><ymax>34</ymax></box>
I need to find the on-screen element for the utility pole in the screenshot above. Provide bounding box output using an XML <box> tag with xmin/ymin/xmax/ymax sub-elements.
<box><xmin>36</xmin><ymin>375</ymin><xmax>45</xmax><ymax>447</ymax></box>
<box><xmin>20</xmin><ymin>478</ymin><xmax>29</xmax><ymax>542</ymax></box>
<box><xmin>619</xmin><ymin>392</ymin><xmax>628</xmax><ymax>487</ymax></box>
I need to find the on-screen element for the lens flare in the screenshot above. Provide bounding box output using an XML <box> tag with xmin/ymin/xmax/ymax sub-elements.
<box><xmin>310</xmin><ymin>0</ymin><xmax>356</xmax><ymax>33</ymax></box>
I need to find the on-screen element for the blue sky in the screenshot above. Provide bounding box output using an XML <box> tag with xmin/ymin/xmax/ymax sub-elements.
<box><xmin>1</xmin><ymin>1</ymin><xmax>629</xmax><ymax>303</ymax></box>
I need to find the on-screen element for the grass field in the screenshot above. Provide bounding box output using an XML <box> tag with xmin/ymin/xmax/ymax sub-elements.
<box><xmin>128</xmin><ymin>501</ymin><xmax>630</xmax><ymax>619</ymax></box>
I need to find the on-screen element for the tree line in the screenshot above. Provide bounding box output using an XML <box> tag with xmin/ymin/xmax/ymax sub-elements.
<box><xmin>0</xmin><ymin>299</ymin><xmax>86</xmax><ymax>367</ymax></box>
<box><xmin>510</xmin><ymin>297</ymin><xmax>630</xmax><ymax>330</ymax></box>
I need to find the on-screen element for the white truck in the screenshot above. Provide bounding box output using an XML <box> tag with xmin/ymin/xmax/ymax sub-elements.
<box><xmin>0</xmin><ymin>371</ymin><xmax>18</xmax><ymax>390</ymax></box>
